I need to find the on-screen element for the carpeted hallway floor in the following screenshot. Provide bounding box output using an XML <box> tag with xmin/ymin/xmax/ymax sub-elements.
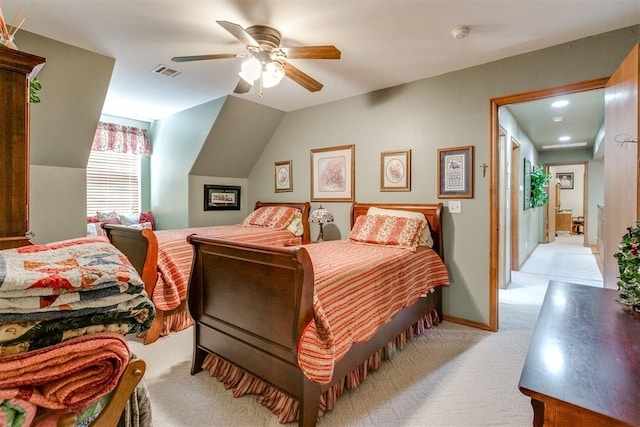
<box><xmin>129</xmin><ymin>235</ymin><xmax>603</xmax><ymax>426</ymax></box>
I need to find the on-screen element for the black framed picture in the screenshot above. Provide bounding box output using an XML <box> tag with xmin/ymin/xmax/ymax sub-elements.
<box><xmin>524</xmin><ymin>159</ymin><xmax>532</xmax><ymax>209</ymax></box>
<box><xmin>204</xmin><ymin>184</ymin><xmax>241</xmax><ymax>211</ymax></box>
<box><xmin>556</xmin><ymin>172</ymin><xmax>574</xmax><ymax>190</ymax></box>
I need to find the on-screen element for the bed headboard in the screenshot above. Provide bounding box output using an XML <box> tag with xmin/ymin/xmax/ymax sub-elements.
<box><xmin>254</xmin><ymin>201</ymin><xmax>312</xmax><ymax>244</ymax></box>
<box><xmin>350</xmin><ymin>202</ymin><xmax>444</xmax><ymax>258</ymax></box>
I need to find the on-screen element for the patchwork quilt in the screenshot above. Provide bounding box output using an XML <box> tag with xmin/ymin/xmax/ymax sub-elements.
<box><xmin>0</xmin><ymin>237</ymin><xmax>155</xmax><ymax>355</ymax></box>
<box><xmin>0</xmin><ymin>237</ymin><xmax>145</xmax><ymax>318</ymax></box>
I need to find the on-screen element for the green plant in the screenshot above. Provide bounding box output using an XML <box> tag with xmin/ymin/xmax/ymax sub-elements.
<box><xmin>529</xmin><ymin>166</ymin><xmax>552</xmax><ymax>208</ymax></box>
<box><xmin>614</xmin><ymin>222</ymin><xmax>640</xmax><ymax>312</ymax></box>
<box><xmin>30</xmin><ymin>77</ymin><xmax>41</xmax><ymax>103</ymax></box>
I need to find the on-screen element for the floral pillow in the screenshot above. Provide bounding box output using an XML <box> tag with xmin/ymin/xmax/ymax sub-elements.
<box><xmin>367</xmin><ymin>207</ymin><xmax>434</xmax><ymax>247</ymax></box>
<box><xmin>242</xmin><ymin>206</ymin><xmax>302</xmax><ymax>231</ymax></box>
<box><xmin>348</xmin><ymin>214</ymin><xmax>426</xmax><ymax>251</ymax></box>
<box><xmin>96</xmin><ymin>211</ymin><xmax>122</xmax><ymax>225</ymax></box>
<box><xmin>138</xmin><ymin>212</ymin><xmax>155</xmax><ymax>230</ymax></box>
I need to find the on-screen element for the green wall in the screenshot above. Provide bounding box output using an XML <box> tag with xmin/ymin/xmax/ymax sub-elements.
<box><xmin>247</xmin><ymin>26</ymin><xmax>639</xmax><ymax>327</ymax></box>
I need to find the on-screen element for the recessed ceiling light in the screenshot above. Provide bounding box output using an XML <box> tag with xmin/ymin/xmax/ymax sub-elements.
<box><xmin>541</xmin><ymin>142</ymin><xmax>588</xmax><ymax>150</ymax></box>
<box><xmin>552</xmin><ymin>116</ymin><xmax>564</xmax><ymax>122</ymax></box>
<box><xmin>552</xmin><ymin>100</ymin><xmax>569</xmax><ymax>108</ymax></box>
<box><xmin>559</xmin><ymin>136</ymin><xmax>571</xmax><ymax>141</ymax></box>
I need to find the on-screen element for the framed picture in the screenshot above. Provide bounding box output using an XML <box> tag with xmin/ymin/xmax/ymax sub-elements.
<box><xmin>204</xmin><ymin>184</ymin><xmax>241</xmax><ymax>211</ymax></box>
<box><xmin>274</xmin><ymin>160</ymin><xmax>293</xmax><ymax>192</ymax></box>
<box><xmin>437</xmin><ymin>145</ymin><xmax>474</xmax><ymax>198</ymax></box>
<box><xmin>380</xmin><ymin>150</ymin><xmax>411</xmax><ymax>191</ymax></box>
<box><xmin>524</xmin><ymin>159</ymin><xmax>532</xmax><ymax>209</ymax></box>
<box><xmin>310</xmin><ymin>144</ymin><xmax>355</xmax><ymax>202</ymax></box>
<box><xmin>556</xmin><ymin>172</ymin><xmax>574</xmax><ymax>189</ymax></box>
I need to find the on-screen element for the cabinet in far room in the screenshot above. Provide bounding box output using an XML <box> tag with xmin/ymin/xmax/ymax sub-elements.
<box><xmin>555</xmin><ymin>212</ymin><xmax>572</xmax><ymax>234</ymax></box>
<box><xmin>0</xmin><ymin>47</ymin><xmax>45</xmax><ymax>249</ymax></box>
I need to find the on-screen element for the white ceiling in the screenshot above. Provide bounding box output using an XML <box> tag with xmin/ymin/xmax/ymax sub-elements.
<box><xmin>506</xmin><ymin>89</ymin><xmax>605</xmax><ymax>151</ymax></box>
<box><xmin>2</xmin><ymin>1</ymin><xmax>639</xmax><ymax>124</ymax></box>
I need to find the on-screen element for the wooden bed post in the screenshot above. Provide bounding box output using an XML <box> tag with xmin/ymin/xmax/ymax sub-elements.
<box><xmin>300</xmin><ymin>377</ymin><xmax>321</xmax><ymax>427</ymax></box>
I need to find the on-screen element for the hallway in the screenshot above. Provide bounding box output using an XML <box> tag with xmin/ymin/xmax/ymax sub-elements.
<box><xmin>499</xmin><ymin>234</ymin><xmax>604</xmax><ymax>327</ymax></box>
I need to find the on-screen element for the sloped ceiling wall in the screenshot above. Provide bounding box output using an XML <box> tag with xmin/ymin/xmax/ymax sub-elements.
<box><xmin>190</xmin><ymin>96</ymin><xmax>285</xmax><ymax>177</ymax></box>
<box><xmin>150</xmin><ymin>95</ymin><xmax>285</xmax><ymax>229</ymax></box>
<box><xmin>18</xmin><ymin>30</ymin><xmax>114</xmax><ymax>168</ymax></box>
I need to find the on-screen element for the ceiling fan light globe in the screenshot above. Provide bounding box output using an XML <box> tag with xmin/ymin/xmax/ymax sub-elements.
<box><xmin>239</xmin><ymin>57</ymin><xmax>261</xmax><ymax>83</ymax></box>
<box><xmin>238</xmin><ymin>71</ymin><xmax>255</xmax><ymax>85</ymax></box>
<box><xmin>263</xmin><ymin>61</ymin><xmax>285</xmax><ymax>88</ymax></box>
<box><xmin>262</xmin><ymin>73</ymin><xmax>280</xmax><ymax>88</ymax></box>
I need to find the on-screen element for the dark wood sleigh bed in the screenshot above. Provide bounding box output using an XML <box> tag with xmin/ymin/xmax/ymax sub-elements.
<box><xmin>103</xmin><ymin>201</ymin><xmax>311</xmax><ymax>345</ymax></box>
<box><xmin>186</xmin><ymin>202</ymin><xmax>446</xmax><ymax>426</ymax></box>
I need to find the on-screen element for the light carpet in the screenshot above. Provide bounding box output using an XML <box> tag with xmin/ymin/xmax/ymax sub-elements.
<box><xmin>128</xmin><ymin>236</ymin><xmax>602</xmax><ymax>426</ymax></box>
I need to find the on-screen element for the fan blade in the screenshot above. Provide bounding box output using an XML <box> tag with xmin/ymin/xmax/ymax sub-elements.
<box><xmin>172</xmin><ymin>53</ymin><xmax>246</xmax><ymax>62</ymax></box>
<box><xmin>281</xmin><ymin>46</ymin><xmax>341</xmax><ymax>60</ymax></box>
<box><xmin>234</xmin><ymin>79</ymin><xmax>252</xmax><ymax>94</ymax></box>
<box><xmin>217</xmin><ymin>20</ymin><xmax>260</xmax><ymax>48</ymax></box>
<box><xmin>283</xmin><ymin>61</ymin><xmax>323</xmax><ymax>92</ymax></box>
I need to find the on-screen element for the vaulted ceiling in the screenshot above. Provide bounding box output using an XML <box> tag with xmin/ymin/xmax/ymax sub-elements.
<box><xmin>4</xmin><ymin>0</ymin><xmax>638</xmax><ymax>123</ymax></box>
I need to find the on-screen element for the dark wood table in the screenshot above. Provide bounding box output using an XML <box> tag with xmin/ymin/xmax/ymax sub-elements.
<box><xmin>518</xmin><ymin>281</ymin><xmax>640</xmax><ymax>426</ymax></box>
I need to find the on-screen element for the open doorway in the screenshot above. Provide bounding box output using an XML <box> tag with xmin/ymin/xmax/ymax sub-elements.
<box><xmin>488</xmin><ymin>77</ymin><xmax>608</xmax><ymax>331</ymax></box>
<box><xmin>545</xmin><ymin>162</ymin><xmax>588</xmax><ymax>246</ymax></box>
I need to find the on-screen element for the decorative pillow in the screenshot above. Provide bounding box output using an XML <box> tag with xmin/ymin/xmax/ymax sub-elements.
<box><xmin>287</xmin><ymin>216</ymin><xmax>304</xmax><ymax>236</ymax></box>
<box><xmin>119</xmin><ymin>213</ymin><xmax>140</xmax><ymax>226</ymax></box>
<box><xmin>242</xmin><ymin>206</ymin><xmax>302</xmax><ymax>231</ymax></box>
<box><xmin>87</xmin><ymin>216</ymin><xmax>101</xmax><ymax>224</ymax></box>
<box><xmin>367</xmin><ymin>207</ymin><xmax>434</xmax><ymax>247</ymax></box>
<box><xmin>126</xmin><ymin>222</ymin><xmax>153</xmax><ymax>230</ymax></box>
<box><xmin>86</xmin><ymin>223</ymin><xmax>106</xmax><ymax>237</ymax></box>
<box><xmin>138</xmin><ymin>212</ymin><xmax>155</xmax><ymax>230</ymax></box>
<box><xmin>96</xmin><ymin>211</ymin><xmax>121</xmax><ymax>225</ymax></box>
<box><xmin>348</xmin><ymin>214</ymin><xmax>426</xmax><ymax>251</ymax></box>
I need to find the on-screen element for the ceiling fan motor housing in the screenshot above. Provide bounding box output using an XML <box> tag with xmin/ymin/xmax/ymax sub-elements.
<box><xmin>246</xmin><ymin>25</ymin><xmax>282</xmax><ymax>50</ymax></box>
<box><xmin>173</xmin><ymin>20</ymin><xmax>337</xmax><ymax>93</ymax></box>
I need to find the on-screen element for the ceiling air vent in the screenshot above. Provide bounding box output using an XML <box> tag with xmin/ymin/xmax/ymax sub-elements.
<box><xmin>152</xmin><ymin>64</ymin><xmax>182</xmax><ymax>78</ymax></box>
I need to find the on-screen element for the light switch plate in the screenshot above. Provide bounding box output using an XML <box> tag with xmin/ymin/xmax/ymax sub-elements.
<box><xmin>449</xmin><ymin>200</ymin><xmax>461</xmax><ymax>213</ymax></box>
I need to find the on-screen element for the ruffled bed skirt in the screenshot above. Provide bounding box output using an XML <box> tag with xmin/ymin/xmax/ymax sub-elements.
<box><xmin>202</xmin><ymin>309</ymin><xmax>439</xmax><ymax>424</ymax></box>
<box><xmin>160</xmin><ymin>311</ymin><xmax>193</xmax><ymax>337</ymax></box>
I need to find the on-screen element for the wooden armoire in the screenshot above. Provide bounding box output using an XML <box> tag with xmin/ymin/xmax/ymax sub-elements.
<box><xmin>0</xmin><ymin>47</ymin><xmax>45</xmax><ymax>250</ymax></box>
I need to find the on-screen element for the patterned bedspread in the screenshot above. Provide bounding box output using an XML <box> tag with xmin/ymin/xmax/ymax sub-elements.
<box><xmin>153</xmin><ymin>225</ymin><xmax>300</xmax><ymax>310</ymax></box>
<box><xmin>0</xmin><ymin>237</ymin><xmax>155</xmax><ymax>355</ymax></box>
<box><xmin>0</xmin><ymin>237</ymin><xmax>144</xmax><ymax>315</ymax></box>
<box><xmin>298</xmin><ymin>240</ymin><xmax>450</xmax><ymax>384</ymax></box>
<box><xmin>0</xmin><ymin>297</ymin><xmax>154</xmax><ymax>356</ymax></box>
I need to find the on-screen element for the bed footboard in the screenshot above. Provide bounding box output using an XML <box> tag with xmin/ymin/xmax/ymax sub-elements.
<box><xmin>103</xmin><ymin>225</ymin><xmax>158</xmax><ymax>298</ymax></box>
<box><xmin>187</xmin><ymin>235</ymin><xmax>318</xmax><ymax>415</ymax></box>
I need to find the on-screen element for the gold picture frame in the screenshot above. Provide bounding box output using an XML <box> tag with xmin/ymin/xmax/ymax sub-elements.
<box><xmin>437</xmin><ymin>145</ymin><xmax>474</xmax><ymax>199</ymax></box>
<box><xmin>310</xmin><ymin>144</ymin><xmax>355</xmax><ymax>202</ymax></box>
<box><xmin>380</xmin><ymin>150</ymin><xmax>411</xmax><ymax>191</ymax></box>
<box><xmin>274</xmin><ymin>160</ymin><xmax>293</xmax><ymax>192</ymax></box>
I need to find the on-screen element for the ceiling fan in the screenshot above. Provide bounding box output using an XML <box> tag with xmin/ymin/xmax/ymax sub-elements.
<box><xmin>172</xmin><ymin>21</ymin><xmax>341</xmax><ymax>96</ymax></box>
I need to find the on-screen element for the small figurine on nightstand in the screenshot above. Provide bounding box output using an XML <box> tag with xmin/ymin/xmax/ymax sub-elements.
<box><xmin>309</xmin><ymin>205</ymin><xmax>334</xmax><ymax>243</ymax></box>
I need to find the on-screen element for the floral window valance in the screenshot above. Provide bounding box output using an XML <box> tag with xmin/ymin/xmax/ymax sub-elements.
<box><xmin>92</xmin><ymin>121</ymin><xmax>151</xmax><ymax>156</ymax></box>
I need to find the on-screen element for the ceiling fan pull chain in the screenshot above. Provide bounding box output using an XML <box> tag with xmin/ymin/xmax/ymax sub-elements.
<box><xmin>259</xmin><ymin>74</ymin><xmax>264</xmax><ymax>98</ymax></box>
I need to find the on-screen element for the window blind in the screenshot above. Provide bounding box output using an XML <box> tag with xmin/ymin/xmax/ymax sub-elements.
<box><xmin>86</xmin><ymin>150</ymin><xmax>140</xmax><ymax>216</ymax></box>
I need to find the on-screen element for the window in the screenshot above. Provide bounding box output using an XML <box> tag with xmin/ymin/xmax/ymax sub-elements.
<box><xmin>86</xmin><ymin>150</ymin><xmax>140</xmax><ymax>216</ymax></box>
<box><xmin>87</xmin><ymin>121</ymin><xmax>150</xmax><ymax>216</ymax></box>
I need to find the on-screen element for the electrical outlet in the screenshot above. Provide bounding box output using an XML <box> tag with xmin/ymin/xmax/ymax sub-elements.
<box><xmin>449</xmin><ymin>200</ymin><xmax>461</xmax><ymax>213</ymax></box>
